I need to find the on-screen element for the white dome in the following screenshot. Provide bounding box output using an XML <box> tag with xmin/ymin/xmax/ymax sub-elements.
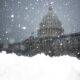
<box><xmin>37</xmin><ymin>5</ymin><xmax>64</xmax><ymax>38</ymax></box>
<box><xmin>40</xmin><ymin>6</ymin><xmax>62</xmax><ymax>29</ymax></box>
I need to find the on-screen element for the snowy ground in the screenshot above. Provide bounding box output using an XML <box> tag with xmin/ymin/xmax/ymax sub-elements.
<box><xmin>0</xmin><ymin>51</ymin><xmax>80</xmax><ymax>80</ymax></box>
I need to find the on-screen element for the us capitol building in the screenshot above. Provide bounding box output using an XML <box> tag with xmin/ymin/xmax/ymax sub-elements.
<box><xmin>0</xmin><ymin>5</ymin><xmax>80</xmax><ymax>58</ymax></box>
<box><xmin>37</xmin><ymin>5</ymin><xmax>64</xmax><ymax>38</ymax></box>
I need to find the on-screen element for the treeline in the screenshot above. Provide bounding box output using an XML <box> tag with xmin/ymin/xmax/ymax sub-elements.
<box><xmin>0</xmin><ymin>32</ymin><xmax>80</xmax><ymax>58</ymax></box>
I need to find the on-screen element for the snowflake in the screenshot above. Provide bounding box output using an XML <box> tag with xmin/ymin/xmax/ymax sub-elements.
<box><xmin>50</xmin><ymin>38</ymin><xmax>52</xmax><ymax>41</ymax></box>
<box><xmin>42</xmin><ymin>32</ymin><xmax>45</xmax><ymax>34</ymax></box>
<box><xmin>17</xmin><ymin>1</ymin><xmax>21</xmax><ymax>4</ymax></box>
<box><xmin>63</xmin><ymin>15</ymin><xmax>66</xmax><ymax>18</ymax></box>
<box><xmin>5</xmin><ymin>31</ymin><xmax>8</xmax><ymax>34</ymax></box>
<box><xmin>43</xmin><ymin>2</ymin><xmax>48</xmax><ymax>7</ymax></box>
<box><xmin>6</xmin><ymin>37</ymin><xmax>9</xmax><ymax>40</ymax></box>
<box><xmin>31</xmin><ymin>7</ymin><xmax>35</xmax><ymax>10</ymax></box>
<box><xmin>36</xmin><ymin>46</ymin><xmax>39</xmax><ymax>49</ymax></box>
<box><xmin>60</xmin><ymin>43</ymin><xmax>63</xmax><ymax>46</ymax></box>
<box><xmin>77</xmin><ymin>52</ymin><xmax>80</xmax><ymax>55</ymax></box>
<box><xmin>64</xmin><ymin>3</ymin><xmax>69</xmax><ymax>6</ymax></box>
<box><xmin>25</xmin><ymin>7</ymin><xmax>28</xmax><ymax>10</ymax></box>
<box><xmin>50</xmin><ymin>2</ymin><xmax>54</xmax><ymax>5</ymax></box>
<box><xmin>35</xmin><ymin>27</ymin><xmax>39</xmax><ymax>30</ymax></box>
<box><xmin>43</xmin><ymin>24</ymin><xmax>45</xmax><ymax>27</ymax></box>
<box><xmin>0</xmin><ymin>38</ymin><xmax>1</xmax><ymax>40</ymax></box>
<box><xmin>22</xmin><ymin>27</ymin><xmax>27</xmax><ymax>30</ymax></box>
<box><xmin>36</xmin><ymin>0</ymin><xmax>39</xmax><ymax>2</ymax></box>
<box><xmin>57</xmin><ymin>35</ymin><xmax>60</xmax><ymax>38</ymax></box>
<box><xmin>48</xmin><ymin>50</ymin><xmax>51</xmax><ymax>53</ymax></box>
<box><xmin>18</xmin><ymin>24</ymin><xmax>21</xmax><ymax>28</ymax></box>
<box><xmin>11</xmin><ymin>14</ymin><xmax>14</xmax><ymax>18</ymax></box>
<box><xmin>64</xmin><ymin>1</ymin><xmax>71</xmax><ymax>6</ymax></box>
<box><xmin>67</xmin><ymin>18</ymin><xmax>71</xmax><ymax>21</ymax></box>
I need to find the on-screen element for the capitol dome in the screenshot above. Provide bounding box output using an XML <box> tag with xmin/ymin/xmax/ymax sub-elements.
<box><xmin>37</xmin><ymin>5</ymin><xmax>64</xmax><ymax>38</ymax></box>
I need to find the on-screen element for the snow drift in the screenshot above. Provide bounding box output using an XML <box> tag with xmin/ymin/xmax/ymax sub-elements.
<box><xmin>0</xmin><ymin>51</ymin><xmax>80</xmax><ymax>80</ymax></box>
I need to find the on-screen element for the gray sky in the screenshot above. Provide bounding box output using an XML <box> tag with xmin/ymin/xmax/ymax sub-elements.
<box><xmin>0</xmin><ymin>0</ymin><xmax>80</xmax><ymax>43</ymax></box>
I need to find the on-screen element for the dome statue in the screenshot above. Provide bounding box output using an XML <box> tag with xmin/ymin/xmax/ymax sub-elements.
<box><xmin>37</xmin><ymin>4</ymin><xmax>64</xmax><ymax>38</ymax></box>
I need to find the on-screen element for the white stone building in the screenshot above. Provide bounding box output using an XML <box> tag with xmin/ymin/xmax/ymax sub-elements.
<box><xmin>37</xmin><ymin>5</ymin><xmax>64</xmax><ymax>38</ymax></box>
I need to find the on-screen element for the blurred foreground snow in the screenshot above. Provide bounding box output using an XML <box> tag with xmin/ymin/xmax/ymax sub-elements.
<box><xmin>0</xmin><ymin>51</ymin><xmax>80</xmax><ymax>80</ymax></box>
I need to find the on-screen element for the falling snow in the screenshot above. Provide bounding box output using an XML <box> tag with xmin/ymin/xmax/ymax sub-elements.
<box><xmin>22</xmin><ymin>27</ymin><xmax>27</xmax><ymax>30</ymax></box>
<box><xmin>0</xmin><ymin>0</ymin><xmax>80</xmax><ymax>43</ymax></box>
<box><xmin>11</xmin><ymin>14</ymin><xmax>14</xmax><ymax>18</ymax></box>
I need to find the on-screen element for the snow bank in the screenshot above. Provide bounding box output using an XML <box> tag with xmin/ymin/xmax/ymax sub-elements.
<box><xmin>0</xmin><ymin>51</ymin><xmax>80</xmax><ymax>80</ymax></box>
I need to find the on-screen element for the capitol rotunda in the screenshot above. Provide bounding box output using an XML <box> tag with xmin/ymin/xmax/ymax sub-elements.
<box><xmin>37</xmin><ymin>5</ymin><xmax>64</xmax><ymax>38</ymax></box>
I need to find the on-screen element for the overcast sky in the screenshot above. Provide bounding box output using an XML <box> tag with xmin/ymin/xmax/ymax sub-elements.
<box><xmin>0</xmin><ymin>0</ymin><xmax>80</xmax><ymax>43</ymax></box>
